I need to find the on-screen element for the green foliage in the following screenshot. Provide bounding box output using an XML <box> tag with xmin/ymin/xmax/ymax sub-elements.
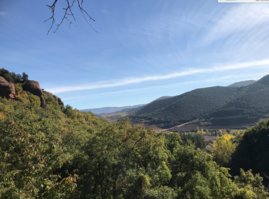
<box><xmin>165</xmin><ymin>132</ymin><xmax>268</xmax><ymax>199</ymax></box>
<box><xmin>212</xmin><ymin>136</ymin><xmax>236</xmax><ymax>166</ymax></box>
<box><xmin>230</xmin><ymin>119</ymin><xmax>269</xmax><ymax>180</ymax></box>
<box><xmin>165</xmin><ymin>133</ymin><xmax>181</xmax><ymax>154</ymax></box>
<box><xmin>168</xmin><ymin>144</ymin><xmax>237</xmax><ymax>199</ymax></box>
<box><xmin>43</xmin><ymin>92</ymin><xmax>61</xmax><ymax>110</ymax></box>
<box><xmin>22</xmin><ymin>72</ymin><xmax>28</xmax><ymax>82</ymax></box>
<box><xmin>234</xmin><ymin>169</ymin><xmax>268</xmax><ymax>199</ymax></box>
<box><xmin>0</xmin><ymin>92</ymin><xmax>109</xmax><ymax>198</ymax></box>
<box><xmin>1</xmin><ymin>69</ymin><xmax>268</xmax><ymax>199</ymax></box>
<box><xmin>0</xmin><ymin>117</ymin><xmax>76</xmax><ymax>198</ymax></box>
<box><xmin>1</xmin><ymin>97</ymin><xmax>268</xmax><ymax>198</ymax></box>
<box><xmin>0</xmin><ymin>68</ymin><xmax>29</xmax><ymax>83</ymax></box>
<box><xmin>27</xmin><ymin>92</ymin><xmax>41</xmax><ymax>107</ymax></box>
<box><xmin>180</xmin><ymin>133</ymin><xmax>206</xmax><ymax>149</ymax></box>
<box><xmin>74</xmin><ymin>120</ymin><xmax>177</xmax><ymax>198</ymax></box>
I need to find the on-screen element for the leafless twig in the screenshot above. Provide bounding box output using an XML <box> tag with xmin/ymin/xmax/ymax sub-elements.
<box><xmin>45</xmin><ymin>0</ymin><xmax>98</xmax><ymax>35</ymax></box>
<box><xmin>263</xmin><ymin>173</ymin><xmax>269</xmax><ymax>191</ymax></box>
<box><xmin>263</xmin><ymin>173</ymin><xmax>269</xmax><ymax>179</ymax></box>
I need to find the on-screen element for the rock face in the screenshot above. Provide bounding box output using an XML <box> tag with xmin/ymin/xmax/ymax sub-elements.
<box><xmin>22</xmin><ymin>80</ymin><xmax>45</xmax><ymax>106</ymax></box>
<box><xmin>43</xmin><ymin>90</ymin><xmax>54</xmax><ymax>99</ymax></box>
<box><xmin>0</xmin><ymin>77</ymin><xmax>16</xmax><ymax>100</ymax></box>
<box><xmin>53</xmin><ymin>95</ymin><xmax>59</xmax><ymax>104</ymax></box>
<box><xmin>58</xmin><ymin>98</ymin><xmax>64</xmax><ymax>106</ymax></box>
<box><xmin>1</xmin><ymin>77</ymin><xmax>64</xmax><ymax>107</ymax></box>
<box><xmin>43</xmin><ymin>90</ymin><xmax>64</xmax><ymax>106</ymax></box>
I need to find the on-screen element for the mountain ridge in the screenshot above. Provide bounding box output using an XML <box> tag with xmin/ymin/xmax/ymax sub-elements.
<box><xmin>129</xmin><ymin>76</ymin><xmax>269</xmax><ymax>128</ymax></box>
<box><xmin>80</xmin><ymin>104</ymin><xmax>145</xmax><ymax>114</ymax></box>
<box><xmin>228</xmin><ymin>80</ymin><xmax>255</xmax><ymax>87</ymax></box>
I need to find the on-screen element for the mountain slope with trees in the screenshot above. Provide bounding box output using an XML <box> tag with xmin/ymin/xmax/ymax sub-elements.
<box><xmin>1</xmin><ymin>68</ymin><xmax>268</xmax><ymax>198</ymax></box>
<box><xmin>207</xmin><ymin>75</ymin><xmax>269</xmax><ymax>126</ymax></box>
<box><xmin>130</xmin><ymin>86</ymin><xmax>239</xmax><ymax>128</ymax></box>
<box><xmin>228</xmin><ymin>80</ymin><xmax>255</xmax><ymax>87</ymax></box>
<box><xmin>0</xmin><ymin>80</ymin><xmax>110</xmax><ymax>198</ymax></box>
<box><xmin>130</xmin><ymin>74</ymin><xmax>269</xmax><ymax>128</ymax></box>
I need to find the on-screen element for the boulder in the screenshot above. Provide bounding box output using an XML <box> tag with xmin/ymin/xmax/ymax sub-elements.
<box><xmin>0</xmin><ymin>78</ymin><xmax>64</xmax><ymax>107</ymax></box>
<box><xmin>22</xmin><ymin>80</ymin><xmax>45</xmax><ymax>106</ymax></box>
<box><xmin>43</xmin><ymin>90</ymin><xmax>53</xmax><ymax>98</ymax></box>
<box><xmin>53</xmin><ymin>95</ymin><xmax>59</xmax><ymax>104</ymax></box>
<box><xmin>58</xmin><ymin>98</ymin><xmax>64</xmax><ymax>106</ymax></box>
<box><xmin>43</xmin><ymin>90</ymin><xmax>64</xmax><ymax>106</ymax></box>
<box><xmin>0</xmin><ymin>76</ymin><xmax>16</xmax><ymax>100</ymax></box>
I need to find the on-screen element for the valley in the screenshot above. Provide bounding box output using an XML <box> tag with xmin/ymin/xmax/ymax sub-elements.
<box><xmin>1</xmin><ymin>68</ymin><xmax>269</xmax><ymax>198</ymax></box>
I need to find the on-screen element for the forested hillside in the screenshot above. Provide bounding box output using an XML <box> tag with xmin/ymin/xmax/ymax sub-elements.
<box><xmin>130</xmin><ymin>86</ymin><xmax>239</xmax><ymax>128</ymax></box>
<box><xmin>0</xmin><ymin>75</ymin><xmax>111</xmax><ymax>198</ymax></box>
<box><xmin>130</xmin><ymin>74</ymin><xmax>269</xmax><ymax>128</ymax></box>
<box><xmin>0</xmin><ymin>69</ymin><xmax>268</xmax><ymax>198</ymax></box>
<box><xmin>228</xmin><ymin>80</ymin><xmax>255</xmax><ymax>87</ymax></box>
<box><xmin>206</xmin><ymin>75</ymin><xmax>269</xmax><ymax>126</ymax></box>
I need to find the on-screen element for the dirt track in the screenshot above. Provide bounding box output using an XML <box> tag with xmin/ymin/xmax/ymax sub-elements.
<box><xmin>153</xmin><ymin>122</ymin><xmax>248</xmax><ymax>132</ymax></box>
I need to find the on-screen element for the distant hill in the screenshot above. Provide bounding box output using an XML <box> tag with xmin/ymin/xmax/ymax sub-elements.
<box><xmin>89</xmin><ymin>96</ymin><xmax>174</xmax><ymax>122</ymax></box>
<box><xmin>151</xmin><ymin>96</ymin><xmax>173</xmax><ymax>102</ymax></box>
<box><xmin>129</xmin><ymin>75</ymin><xmax>269</xmax><ymax>128</ymax></box>
<box><xmin>207</xmin><ymin>75</ymin><xmax>269</xmax><ymax>126</ymax></box>
<box><xmin>80</xmin><ymin>104</ymin><xmax>145</xmax><ymax>114</ymax></box>
<box><xmin>81</xmin><ymin>96</ymin><xmax>173</xmax><ymax>116</ymax></box>
<box><xmin>228</xmin><ymin>80</ymin><xmax>255</xmax><ymax>87</ymax></box>
<box><xmin>130</xmin><ymin>86</ymin><xmax>239</xmax><ymax>128</ymax></box>
<box><xmin>98</xmin><ymin>106</ymin><xmax>144</xmax><ymax>122</ymax></box>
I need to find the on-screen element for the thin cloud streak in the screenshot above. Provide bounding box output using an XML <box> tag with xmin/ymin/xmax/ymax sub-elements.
<box><xmin>0</xmin><ymin>12</ymin><xmax>6</xmax><ymax>16</ymax></box>
<box><xmin>62</xmin><ymin>72</ymin><xmax>266</xmax><ymax>101</ymax></box>
<box><xmin>203</xmin><ymin>4</ymin><xmax>269</xmax><ymax>45</ymax></box>
<box><xmin>48</xmin><ymin>59</ymin><xmax>269</xmax><ymax>94</ymax></box>
<box><xmin>62</xmin><ymin>81</ymin><xmax>197</xmax><ymax>101</ymax></box>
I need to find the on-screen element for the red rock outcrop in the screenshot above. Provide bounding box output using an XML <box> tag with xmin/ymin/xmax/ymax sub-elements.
<box><xmin>53</xmin><ymin>95</ymin><xmax>59</xmax><ymax>104</ymax></box>
<box><xmin>22</xmin><ymin>80</ymin><xmax>45</xmax><ymax>106</ymax></box>
<box><xmin>0</xmin><ymin>77</ymin><xmax>16</xmax><ymax>100</ymax></box>
<box><xmin>58</xmin><ymin>98</ymin><xmax>64</xmax><ymax>106</ymax></box>
<box><xmin>43</xmin><ymin>90</ymin><xmax>64</xmax><ymax>106</ymax></box>
<box><xmin>43</xmin><ymin>90</ymin><xmax>54</xmax><ymax>98</ymax></box>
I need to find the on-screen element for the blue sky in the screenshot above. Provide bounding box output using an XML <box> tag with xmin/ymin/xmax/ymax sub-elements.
<box><xmin>1</xmin><ymin>0</ymin><xmax>269</xmax><ymax>109</ymax></box>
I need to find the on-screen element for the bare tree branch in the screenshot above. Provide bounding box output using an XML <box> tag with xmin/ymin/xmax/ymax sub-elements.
<box><xmin>263</xmin><ymin>173</ymin><xmax>269</xmax><ymax>191</ymax></box>
<box><xmin>263</xmin><ymin>173</ymin><xmax>269</xmax><ymax>179</ymax></box>
<box><xmin>45</xmin><ymin>0</ymin><xmax>98</xmax><ymax>35</ymax></box>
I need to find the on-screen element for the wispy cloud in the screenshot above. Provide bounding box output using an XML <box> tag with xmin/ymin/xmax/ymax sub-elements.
<box><xmin>203</xmin><ymin>4</ymin><xmax>269</xmax><ymax>45</ymax></box>
<box><xmin>62</xmin><ymin>81</ymin><xmax>197</xmax><ymax>101</ymax></box>
<box><xmin>0</xmin><ymin>12</ymin><xmax>5</xmax><ymax>16</ymax></box>
<box><xmin>62</xmin><ymin>72</ymin><xmax>266</xmax><ymax>101</ymax></box>
<box><xmin>48</xmin><ymin>59</ymin><xmax>269</xmax><ymax>94</ymax></box>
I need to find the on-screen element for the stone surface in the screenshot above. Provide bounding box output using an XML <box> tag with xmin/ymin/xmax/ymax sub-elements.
<box><xmin>22</xmin><ymin>80</ymin><xmax>45</xmax><ymax>106</ymax></box>
<box><xmin>0</xmin><ymin>76</ymin><xmax>16</xmax><ymax>100</ymax></box>
<box><xmin>53</xmin><ymin>95</ymin><xmax>59</xmax><ymax>104</ymax></box>
<box><xmin>43</xmin><ymin>90</ymin><xmax>64</xmax><ymax>106</ymax></box>
<box><xmin>58</xmin><ymin>98</ymin><xmax>64</xmax><ymax>106</ymax></box>
<box><xmin>43</xmin><ymin>90</ymin><xmax>53</xmax><ymax>97</ymax></box>
<box><xmin>0</xmin><ymin>77</ymin><xmax>64</xmax><ymax>107</ymax></box>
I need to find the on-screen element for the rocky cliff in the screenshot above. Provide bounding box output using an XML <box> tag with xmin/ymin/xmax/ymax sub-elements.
<box><xmin>0</xmin><ymin>77</ymin><xmax>16</xmax><ymax>100</ymax></box>
<box><xmin>0</xmin><ymin>77</ymin><xmax>63</xmax><ymax>107</ymax></box>
<box><xmin>43</xmin><ymin>90</ymin><xmax>64</xmax><ymax>106</ymax></box>
<box><xmin>22</xmin><ymin>80</ymin><xmax>46</xmax><ymax>106</ymax></box>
